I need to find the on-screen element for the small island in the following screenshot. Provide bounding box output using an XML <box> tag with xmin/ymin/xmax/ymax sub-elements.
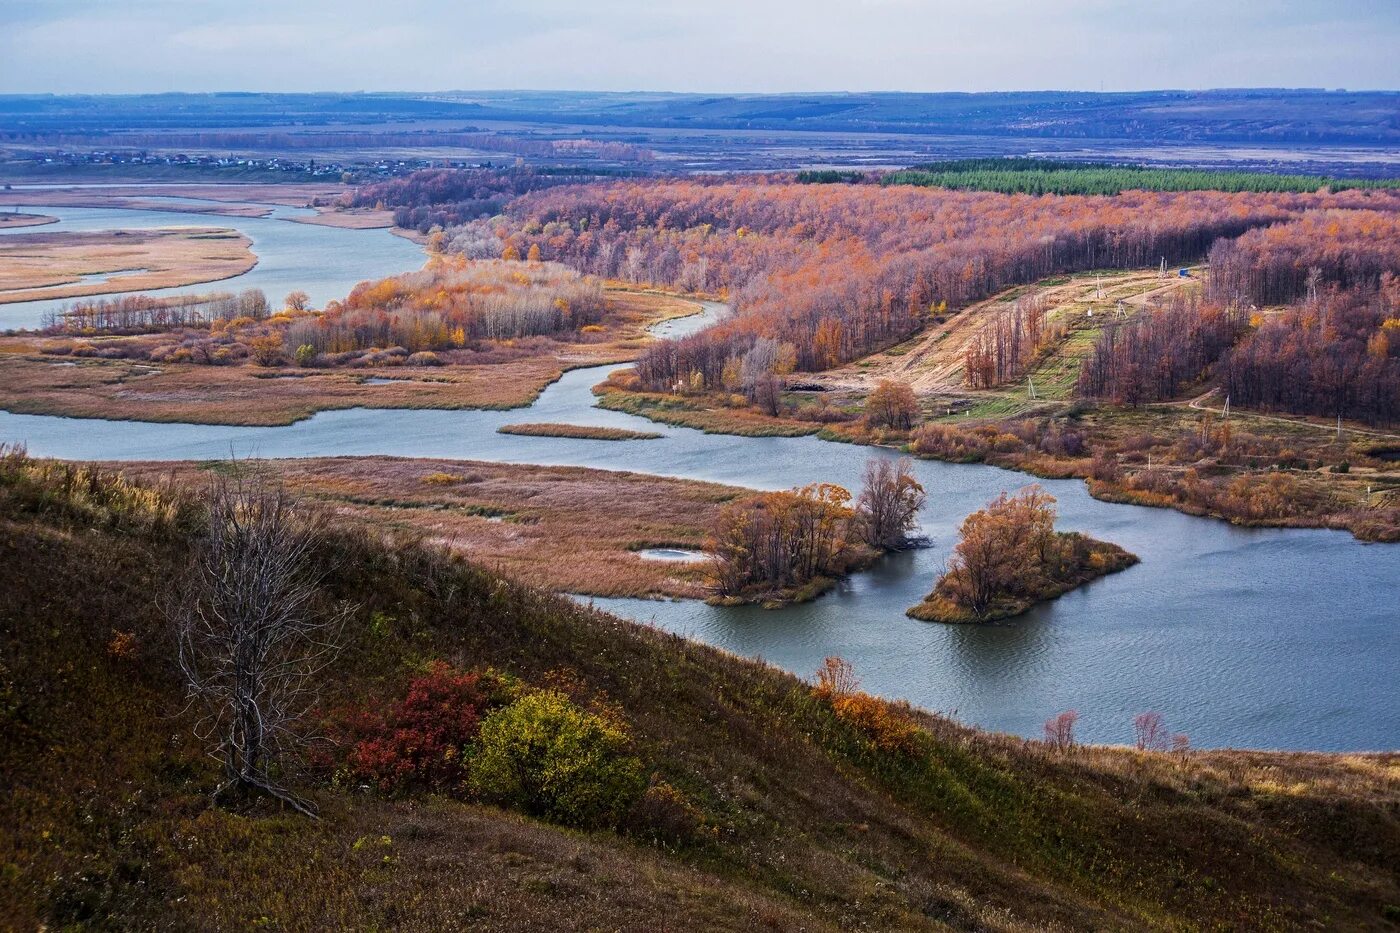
<box><xmin>908</xmin><ymin>485</ymin><xmax>1138</xmax><ymax>623</ymax></box>
<box><xmin>0</xmin><ymin>211</ymin><xmax>58</xmax><ymax>229</ymax></box>
<box><xmin>497</xmin><ymin>422</ymin><xmax>662</xmax><ymax>441</ymax></box>
<box><xmin>712</xmin><ymin>458</ymin><xmax>927</xmax><ymax>607</ymax></box>
<box><xmin>0</xmin><ymin>227</ymin><xmax>255</xmax><ymax>304</ymax></box>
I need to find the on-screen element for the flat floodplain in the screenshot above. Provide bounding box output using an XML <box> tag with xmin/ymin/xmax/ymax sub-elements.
<box><xmin>0</xmin><ymin>227</ymin><xmax>255</xmax><ymax>303</ymax></box>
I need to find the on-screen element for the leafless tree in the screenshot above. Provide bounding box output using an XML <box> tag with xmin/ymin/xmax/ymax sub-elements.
<box><xmin>1133</xmin><ymin>711</ymin><xmax>1169</xmax><ymax>751</ymax></box>
<box><xmin>1044</xmin><ymin>710</ymin><xmax>1079</xmax><ymax>752</ymax></box>
<box><xmin>856</xmin><ymin>457</ymin><xmax>927</xmax><ymax>550</ymax></box>
<box><xmin>174</xmin><ymin>472</ymin><xmax>346</xmax><ymax>817</ymax></box>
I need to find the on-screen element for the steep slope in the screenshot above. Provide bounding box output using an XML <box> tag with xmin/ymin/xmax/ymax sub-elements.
<box><xmin>1</xmin><ymin>452</ymin><xmax>1397</xmax><ymax>931</ymax></box>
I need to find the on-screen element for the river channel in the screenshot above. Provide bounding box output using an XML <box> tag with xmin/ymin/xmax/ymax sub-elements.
<box><xmin>1</xmin><ymin>201</ymin><xmax>1395</xmax><ymax>752</ymax></box>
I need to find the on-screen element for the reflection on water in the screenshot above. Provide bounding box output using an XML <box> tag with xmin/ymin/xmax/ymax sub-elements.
<box><xmin>636</xmin><ymin>548</ymin><xmax>709</xmax><ymax>562</ymax></box>
<box><xmin>0</xmin><ymin>218</ymin><xmax>1395</xmax><ymax>751</ymax></box>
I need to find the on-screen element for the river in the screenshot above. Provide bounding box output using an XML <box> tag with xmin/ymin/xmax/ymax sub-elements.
<box><xmin>0</xmin><ymin>199</ymin><xmax>425</xmax><ymax>330</ymax></box>
<box><xmin>0</xmin><ymin>203</ymin><xmax>1396</xmax><ymax>752</ymax></box>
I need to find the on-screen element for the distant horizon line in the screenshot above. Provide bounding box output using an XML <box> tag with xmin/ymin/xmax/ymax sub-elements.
<box><xmin>3</xmin><ymin>86</ymin><xmax>1399</xmax><ymax>98</ymax></box>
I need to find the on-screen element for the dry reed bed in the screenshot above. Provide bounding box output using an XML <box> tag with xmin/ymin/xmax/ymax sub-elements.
<box><xmin>0</xmin><ymin>212</ymin><xmax>58</xmax><ymax>229</ymax></box>
<box><xmin>497</xmin><ymin>422</ymin><xmax>662</xmax><ymax>441</ymax></box>
<box><xmin>116</xmin><ymin>456</ymin><xmax>744</xmax><ymax>598</ymax></box>
<box><xmin>0</xmin><ymin>289</ymin><xmax>703</xmax><ymax>425</ymax></box>
<box><xmin>0</xmin><ymin>228</ymin><xmax>255</xmax><ymax>304</ymax></box>
<box><xmin>0</xmin><ymin>182</ymin><xmax>352</xmax><ymax>212</ymax></box>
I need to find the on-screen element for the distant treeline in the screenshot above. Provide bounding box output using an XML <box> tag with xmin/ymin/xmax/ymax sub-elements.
<box><xmin>794</xmin><ymin>170</ymin><xmax>868</xmax><ymax>185</ymax></box>
<box><xmin>1078</xmin><ymin>281</ymin><xmax>1400</xmax><ymax>425</ymax></box>
<box><xmin>6</xmin><ymin>131</ymin><xmax>655</xmax><ymax>163</ymax></box>
<box><xmin>352</xmin><ymin>167</ymin><xmax>624</xmax><ymax>233</ymax></box>
<box><xmin>879</xmin><ymin>159</ymin><xmax>1400</xmax><ymax>196</ymax></box>
<box><xmin>44</xmin><ymin>289</ymin><xmax>270</xmax><ymax>334</ymax></box>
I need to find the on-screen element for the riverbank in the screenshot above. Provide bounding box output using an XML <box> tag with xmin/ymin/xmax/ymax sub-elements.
<box><xmin>593</xmin><ymin>379</ymin><xmax>1400</xmax><ymax>542</ymax></box>
<box><xmin>708</xmin><ymin>545</ymin><xmax>884</xmax><ymax>609</ymax></box>
<box><xmin>115</xmin><ymin>456</ymin><xmax>743</xmax><ymax>599</ymax></box>
<box><xmin>591</xmin><ymin>267</ymin><xmax>1399</xmax><ymax>542</ymax></box>
<box><xmin>0</xmin><ymin>288</ymin><xmax>704</xmax><ymax>426</ymax></box>
<box><xmin>498</xmin><ymin>422</ymin><xmax>662</xmax><ymax>441</ymax></box>
<box><xmin>0</xmin><ymin>212</ymin><xmax>57</xmax><ymax>229</ymax></box>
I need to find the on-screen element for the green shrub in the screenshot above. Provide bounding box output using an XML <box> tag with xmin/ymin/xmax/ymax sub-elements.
<box><xmin>470</xmin><ymin>691</ymin><xmax>646</xmax><ymax>828</ymax></box>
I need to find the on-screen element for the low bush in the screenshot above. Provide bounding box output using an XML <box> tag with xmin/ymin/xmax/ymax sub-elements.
<box><xmin>470</xmin><ymin>690</ymin><xmax>646</xmax><ymax>829</ymax></box>
<box><xmin>336</xmin><ymin>663</ymin><xmax>511</xmax><ymax>795</ymax></box>
<box><xmin>831</xmin><ymin>693</ymin><xmax>920</xmax><ymax>755</ymax></box>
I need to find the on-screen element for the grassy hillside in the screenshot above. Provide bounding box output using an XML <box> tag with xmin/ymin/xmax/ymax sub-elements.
<box><xmin>2</xmin><ymin>450</ymin><xmax>1398</xmax><ymax>931</ymax></box>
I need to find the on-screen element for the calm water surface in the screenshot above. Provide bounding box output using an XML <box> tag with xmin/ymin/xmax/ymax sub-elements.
<box><xmin>0</xmin><ymin>200</ymin><xmax>424</xmax><ymax>329</ymax></box>
<box><xmin>0</xmin><ymin>208</ymin><xmax>1395</xmax><ymax>752</ymax></box>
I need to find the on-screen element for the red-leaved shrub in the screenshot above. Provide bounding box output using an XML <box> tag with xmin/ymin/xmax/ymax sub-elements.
<box><xmin>337</xmin><ymin>662</ymin><xmax>509</xmax><ymax>795</ymax></box>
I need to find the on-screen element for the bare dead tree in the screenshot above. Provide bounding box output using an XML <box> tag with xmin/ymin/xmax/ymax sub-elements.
<box><xmin>174</xmin><ymin>472</ymin><xmax>346</xmax><ymax>818</ymax></box>
<box><xmin>856</xmin><ymin>457</ymin><xmax>927</xmax><ymax>550</ymax></box>
<box><xmin>1043</xmin><ymin>710</ymin><xmax>1079</xmax><ymax>752</ymax></box>
<box><xmin>1132</xmin><ymin>711</ymin><xmax>1169</xmax><ymax>751</ymax></box>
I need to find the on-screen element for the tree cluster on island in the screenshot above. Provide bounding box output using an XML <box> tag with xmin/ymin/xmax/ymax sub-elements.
<box><xmin>907</xmin><ymin>485</ymin><xmax>1138</xmax><ymax>623</ymax></box>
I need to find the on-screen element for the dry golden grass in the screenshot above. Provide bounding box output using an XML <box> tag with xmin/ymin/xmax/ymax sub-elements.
<box><xmin>0</xmin><ymin>355</ymin><xmax>579</xmax><ymax>425</ymax></box>
<box><xmin>497</xmin><ymin>422</ymin><xmax>662</xmax><ymax>441</ymax></box>
<box><xmin>818</xmin><ymin>268</ymin><xmax>1194</xmax><ymax>394</ymax></box>
<box><xmin>0</xmin><ymin>228</ymin><xmax>255</xmax><ymax>304</ymax></box>
<box><xmin>117</xmin><ymin>456</ymin><xmax>741</xmax><ymax>598</ymax></box>
<box><xmin>0</xmin><ymin>288</ymin><xmax>704</xmax><ymax>425</ymax></box>
<box><xmin>0</xmin><ymin>212</ymin><xmax>57</xmax><ymax>229</ymax></box>
<box><xmin>287</xmin><ymin>208</ymin><xmax>395</xmax><ymax>229</ymax></box>
<box><xmin>0</xmin><ymin>182</ymin><xmax>354</xmax><ymax>215</ymax></box>
<box><xmin>2</xmin><ymin>452</ymin><xmax>1398</xmax><ymax>931</ymax></box>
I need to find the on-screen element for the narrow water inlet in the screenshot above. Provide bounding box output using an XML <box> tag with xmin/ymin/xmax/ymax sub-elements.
<box><xmin>636</xmin><ymin>547</ymin><xmax>710</xmax><ymax>562</ymax></box>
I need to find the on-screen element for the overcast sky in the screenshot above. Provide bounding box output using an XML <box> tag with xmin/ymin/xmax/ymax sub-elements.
<box><xmin>2</xmin><ymin>0</ymin><xmax>1397</xmax><ymax>95</ymax></box>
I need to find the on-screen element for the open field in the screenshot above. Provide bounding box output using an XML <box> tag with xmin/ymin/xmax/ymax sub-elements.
<box><xmin>0</xmin><ymin>227</ymin><xmax>255</xmax><ymax>304</ymax></box>
<box><xmin>287</xmin><ymin>207</ymin><xmax>395</xmax><ymax>228</ymax></box>
<box><xmin>817</xmin><ymin>268</ymin><xmax>1195</xmax><ymax>395</ymax></box>
<box><xmin>0</xmin><ymin>212</ymin><xmax>57</xmax><ymax>229</ymax></box>
<box><xmin>0</xmin><ymin>288</ymin><xmax>704</xmax><ymax>425</ymax></box>
<box><xmin>115</xmin><ymin>456</ymin><xmax>740</xmax><ymax>598</ymax></box>
<box><xmin>2</xmin><ymin>449</ymin><xmax>1398</xmax><ymax>930</ymax></box>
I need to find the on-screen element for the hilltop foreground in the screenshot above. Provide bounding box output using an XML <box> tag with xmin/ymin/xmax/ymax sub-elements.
<box><xmin>1</xmin><ymin>451</ymin><xmax>1397</xmax><ymax>931</ymax></box>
